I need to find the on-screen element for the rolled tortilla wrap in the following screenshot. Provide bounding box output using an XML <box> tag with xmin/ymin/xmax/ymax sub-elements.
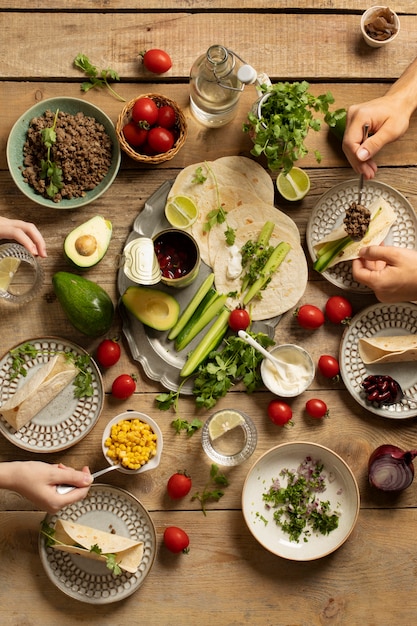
<box><xmin>359</xmin><ymin>335</ymin><xmax>417</xmax><ymax>364</ymax></box>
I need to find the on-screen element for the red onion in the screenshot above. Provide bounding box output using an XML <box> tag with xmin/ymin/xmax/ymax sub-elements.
<box><xmin>368</xmin><ymin>445</ymin><xmax>417</xmax><ymax>491</ymax></box>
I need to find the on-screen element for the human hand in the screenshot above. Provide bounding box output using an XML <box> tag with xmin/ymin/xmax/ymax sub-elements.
<box><xmin>0</xmin><ymin>217</ymin><xmax>47</xmax><ymax>257</ymax></box>
<box><xmin>342</xmin><ymin>95</ymin><xmax>411</xmax><ymax>178</ymax></box>
<box><xmin>8</xmin><ymin>461</ymin><xmax>92</xmax><ymax>513</ymax></box>
<box><xmin>352</xmin><ymin>245</ymin><xmax>417</xmax><ymax>302</ymax></box>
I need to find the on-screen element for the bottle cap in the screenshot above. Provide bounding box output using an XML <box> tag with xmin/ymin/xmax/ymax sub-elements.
<box><xmin>237</xmin><ymin>64</ymin><xmax>258</xmax><ymax>84</ymax></box>
<box><xmin>123</xmin><ymin>238</ymin><xmax>161</xmax><ymax>285</ymax></box>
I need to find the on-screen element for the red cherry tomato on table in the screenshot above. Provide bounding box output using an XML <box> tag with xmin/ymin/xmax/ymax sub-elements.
<box><xmin>163</xmin><ymin>526</ymin><xmax>190</xmax><ymax>553</ymax></box>
<box><xmin>157</xmin><ymin>105</ymin><xmax>176</xmax><ymax>129</ymax></box>
<box><xmin>122</xmin><ymin>121</ymin><xmax>148</xmax><ymax>147</ymax></box>
<box><xmin>305</xmin><ymin>398</ymin><xmax>328</xmax><ymax>419</ymax></box>
<box><xmin>131</xmin><ymin>97</ymin><xmax>159</xmax><ymax>126</ymax></box>
<box><xmin>267</xmin><ymin>400</ymin><xmax>293</xmax><ymax>426</ymax></box>
<box><xmin>142</xmin><ymin>48</ymin><xmax>172</xmax><ymax>74</ymax></box>
<box><xmin>318</xmin><ymin>355</ymin><xmax>340</xmax><ymax>380</ymax></box>
<box><xmin>167</xmin><ymin>471</ymin><xmax>192</xmax><ymax>499</ymax></box>
<box><xmin>229</xmin><ymin>308</ymin><xmax>250</xmax><ymax>332</ymax></box>
<box><xmin>96</xmin><ymin>339</ymin><xmax>121</xmax><ymax>368</ymax></box>
<box><xmin>295</xmin><ymin>304</ymin><xmax>325</xmax><ymax>330</ymax></box>
<box><xmin>325</xmin><ymin>295</ymin><xmax>352</xmax><ymax>325</ymax></box>
<box><xmin>111</xmin><ymin>374</ymin><xmax>136</xmax><ymax>399</ymax></box>
<box><xmin>147</xmin><ymin>127</ymin><xmax>175</xmax><ymax>153</ymax></box>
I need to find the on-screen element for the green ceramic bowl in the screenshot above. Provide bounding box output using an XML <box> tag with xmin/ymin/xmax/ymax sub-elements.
<box><xmin>6</xmin><ymin>97</ymin><xmax>121</xmax><ymax>209</ymax></box>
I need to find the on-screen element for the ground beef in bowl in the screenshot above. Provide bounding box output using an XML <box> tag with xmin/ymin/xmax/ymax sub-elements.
<box><xmin>21</xmin><ymin>109</ymin><xmax>113</xmax><ymax>203</ymax></box>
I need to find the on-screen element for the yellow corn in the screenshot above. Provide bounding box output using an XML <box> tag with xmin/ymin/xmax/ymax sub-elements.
<box><xmin>104</xmin><ymin>418</ymin><xmax>157</xmax><ymax>469</ymax></box>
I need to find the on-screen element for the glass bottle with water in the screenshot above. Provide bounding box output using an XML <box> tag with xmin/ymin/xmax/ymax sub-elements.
<box><xmin>190</xmin><ymin>45</ymin><xmax>258</xmax><ymax>128</ymax></box>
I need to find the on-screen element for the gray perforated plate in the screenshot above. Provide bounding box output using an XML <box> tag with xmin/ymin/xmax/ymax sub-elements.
<box><xmin>39</xmin><ymin>484</ymin><xmax>156</xmax><ymax>604</ymax></box>
<box><xmin>0</xmin><ymin>337</ymin><xmax>103</xmax><ymax>452</ymax></box>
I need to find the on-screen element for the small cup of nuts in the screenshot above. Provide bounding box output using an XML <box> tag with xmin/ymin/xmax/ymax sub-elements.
<box><xmin>102</xmin><ymin>411</ymin><xmax>163</xmax><ymax>474</ymax></box>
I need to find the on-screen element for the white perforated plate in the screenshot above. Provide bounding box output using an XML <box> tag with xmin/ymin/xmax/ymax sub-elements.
<box><xmin>339</xmin><ymin>303</ymin><xmax>417</xmax><ymax>418</ymax></box>
<box><xmin>307</xmin><ymin>180</ymin><xmax>417</xmax><ymax>292</ymax></box>
<box><xmin>0</xmin><ymin>337</ymin><xmax>103</xmax><ymax>452</ymax></box>
<box><xmin>39</xmin><ymin>484</ymin><xmax>157</xmax><ymax>604</ymax></box>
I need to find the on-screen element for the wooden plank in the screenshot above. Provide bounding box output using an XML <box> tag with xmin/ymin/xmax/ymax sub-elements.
<box><xmin>0</xmin><ymin>13</ymin><xmax>416</xmax><ymax>81</ymax></box>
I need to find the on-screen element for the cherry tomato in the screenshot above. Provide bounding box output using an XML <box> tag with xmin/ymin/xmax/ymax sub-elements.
<box><xmin>229</xmin><ymin>307</ymin><xmax>250</xmax><ymax>332</ymax></box>
<box><xmin>157</xmin><ymin>105</ymin><xmax>176</xmax><ymax>129</ymax></box>
<box><xmin>142</xmin><ymin>48</ymin><xmax>172</xmax><ymax>74</ymax></box>
<box><xmin>167</xmin><ymin>471</ymin><xmax>192</xmax><ymax>499</ymax></box>
<box><xmin>318</xmin><ymin>355</ymin><xmax>340</xmax><ymax>380</ymax></box>
<box><xmin>267</xmin><ymin>400</ymin><xmax>293</xmax><ymax>426</ymax></box>
<box><xmin>131</xmin><ymin>97</ymin><xmax>159</xmax><ymax>126</ymax></box>
<box><xmin>96</xmin><ymin>339</ymin><xmax>121</xmax><ymax>368</ymax></box>
<box><xmin>163</xmin><ymin>526</ymin><xmax>190</xmax><ymax>553</ymax></box>
<box><xmin>305</xmin><ymin>398</ymin><xmax>328</xmax><ymax>419</ymax></box>
<box><xmin>325</xmin><ymin>295</ymin><xmax>352</xmax><ymax>325</ymax></box>
<box><xmin>295</xmin><ymin>304</ymin><xmax>325</xmax><ymax>330</ymax></box>
<box><xmin>147</xmin><ymin>127</ymin><xmax>175</xmax><ymax>153</ymax></box>
<box><xmin>111</xmin><ymin>374</ymin><xmax>136</xmax><ymax>399</ymax></box>
<box><xmin>122</xmin><ymin>121</ymin><xmax>148</xmax><ymax>147</ymax></box>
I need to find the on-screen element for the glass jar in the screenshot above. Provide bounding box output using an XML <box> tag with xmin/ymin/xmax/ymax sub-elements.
<box><xmin>0</xmin><ymin>243</ymin><xmax>44</xmax><ymax>304</ymax></box>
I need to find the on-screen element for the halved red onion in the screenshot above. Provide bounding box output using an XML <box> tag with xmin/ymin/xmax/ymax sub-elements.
<box><xmin>368</xmin><ymin>445</ymin><xmax>417</xmax><ymax>492</ymax></box>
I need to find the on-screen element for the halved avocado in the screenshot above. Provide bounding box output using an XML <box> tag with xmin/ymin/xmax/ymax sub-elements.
<box><xmin>64</xmin><ymin>216</ymin><xmax>112</xmax><ymax>269</ymax></box>
<box><xmin>122</xmin><ymin>285</ymin><xmax>180</xmax><ymax>331</ymax></box>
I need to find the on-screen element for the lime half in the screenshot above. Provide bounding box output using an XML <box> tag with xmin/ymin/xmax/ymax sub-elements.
<box><xmin>208</xmin><ymin>409</ymin><xmax>245</xmax><ymax>441</ymax></box>
<box><xmin>276</xmin><ymin>167</ymin><xmax>311</xmax><ymax>201</ymax></box>
<box><xmin>0</xmin><ymin>257</ymin><xmax>21</xmax><ymax>291</ymax></box>
<box><xmin>165</xmin><ymin>195</ymin><xmax>199</xmax><ymax>229</ymax></box>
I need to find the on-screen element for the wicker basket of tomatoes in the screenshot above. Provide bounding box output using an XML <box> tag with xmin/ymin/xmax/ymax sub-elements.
<box><xmin>116</xmin><ymin>93</ymin><xmax>187</xmax><ymax>164</ymax></box>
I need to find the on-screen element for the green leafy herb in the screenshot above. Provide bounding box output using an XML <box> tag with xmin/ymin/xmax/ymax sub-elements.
<box><xmin>8</xmin><ymin>343</ymin><xmax>94</xmax><ymax>397</ymax></box>
<box><xmin>40</xmin><ymin>520</ymin><xmax>56</xmax><ymax>547</ymax></box>
<box><xmin>40</xmin><ymin>109</ymin><xmax>64</xmax><ymax>198</ymax></box>
<box><xmin>74</xmin><ymin>53</ymin><xmax>125</xmax><ymax>102</ymax></box>
<box><xmin>243</xmin><ymin>81</ymin><xmax>337</xmax><ymax>173</ymax></box>
<box><xmin>196</xmin><ymin>162</ymin><xmax>236</xmax><ymax>246</ymax></box>
<box><xmin>192</xmin><ymin>464</ymin><xmax>229</xmax><ymax>515</ymax></box>
<box><xmin>262</xmin><ymin>457</ymin><xmax>340</xmax><ymax>543</ymax></box>
<box><xmin>90</xmin><ymin>544</ymin><xmax>122</xmax><ymax>576</ymax></box>
<box><xmin>171</xmin><ymin>416</ymin><xmax>203</xmax><ymax>437</ymax></box>
<box><xmin>192</xmin><ymin>166</ymin><xmax>207</xmax><ymax>184</ymax></box>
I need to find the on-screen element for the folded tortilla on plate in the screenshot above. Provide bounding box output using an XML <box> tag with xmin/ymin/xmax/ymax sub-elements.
<box><xmin>313</xmin><ymin>196</ymin><xmax>397</xmax><ymax>268</ymax></box>
<box><xmin>51</xmin><ymin>519</ymin><xmax>143</xmax><ymax>574</ymax></box>
<box><xmin>359</xmin><ymin>335</ymin><xmax>417</xmax><ymax>364</ymax></box>
<box><xmin>0</xmin><ymin>354</ymin><xmax>78</xmax><ymax>430</ymax></box>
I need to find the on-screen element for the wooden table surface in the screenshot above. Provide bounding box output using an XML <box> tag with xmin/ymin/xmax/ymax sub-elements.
<box><xmin>1</xmin><ymin>2</ymin><xmax>417</xmax><ymax>625</ymax></box>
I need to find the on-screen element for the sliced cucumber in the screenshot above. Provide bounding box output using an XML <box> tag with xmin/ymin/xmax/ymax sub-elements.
<box><xmin>168</xmin><ymin>272</ymin><xmax>215</xmax><ymax>340</ymax></box>
<box><xmin>175</xmin><ymin>293</ymin><xmax>228</xmax><ymax>352</ymax></box>
<box><xmin>180</xmin><ymin>308</ymin><xmax>230</xmax><ymax>378</ymax></box>
<box><xmin>243</xmin><ymin>241</ymin><xmax>291</xmax><ymax>305</ymax></box>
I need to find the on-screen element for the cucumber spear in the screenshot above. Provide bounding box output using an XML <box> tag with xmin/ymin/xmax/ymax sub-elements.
<box><xmin>242</xmin><ymin>241</ymin><xmax>291</xmax><ymax>305</ymax></box>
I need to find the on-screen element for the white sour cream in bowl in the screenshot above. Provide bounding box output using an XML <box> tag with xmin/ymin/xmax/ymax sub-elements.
<box><xmin>261</xmin><ymin>344</ymin><xmax>315</xmax><ymax>397</ymax></box>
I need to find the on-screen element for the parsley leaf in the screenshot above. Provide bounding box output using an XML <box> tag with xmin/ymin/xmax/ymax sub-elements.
<box><xmin>39</xmin><ymin>109</ymin><xmax>63</xmax><ymax>198</ymax></box>
<box><xmin>192</xmin><ymin>464</ymin><xmax>229</xmax><ymax>515</ymax></box>
<box><xmin>74</xmin><ymin>53</ymin><xmax>126</xmax><ymax>102</ymax></box>
<box><xmin>171</xmin><ymin>417</ymin><xmax>203</xmax><ymax>437</ymax></box>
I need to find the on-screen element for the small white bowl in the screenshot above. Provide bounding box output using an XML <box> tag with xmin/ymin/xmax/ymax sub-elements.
<box><xmin>102</xmin><ymin>411</ymin><xmax>163</xmax><ymax>475</ymax></box>
<box><xmin>361</xmin><ymin>6</ymin><xmax>400</xmax><ymax>48</ymax></box>
<box><xmin>261</xmin><ymin>344</ymin><xmax>314</xmax><ymax>397</ymax></box>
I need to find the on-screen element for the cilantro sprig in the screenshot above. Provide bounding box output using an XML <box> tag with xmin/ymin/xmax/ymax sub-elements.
<box><xmin>192</xmin><ymin>464</ymin><xmax>229</xmax><ymax>515</ymax></box>
<box><xmin>243</xmin><ymin>81</ymin><xmax>337</xmax><ymax>173</ymax></box>
<box><xmin>8</xmin><ymin>342</ymin><xmax>94</xmax><ymax>398</ymax></box>
<box><xmin>193</xmin><ymin>163</ymin><xmax>236</xmax><ymax>246</ymax></box>
<box><xmin>40</xmin><ymin>109</ymin><xmax>64</xmax><ymax>199</ymax></box>
<box><xmin>74</xmin><ymin>53</ymin><xmax>126</xmax><ymax>102</ymax></box>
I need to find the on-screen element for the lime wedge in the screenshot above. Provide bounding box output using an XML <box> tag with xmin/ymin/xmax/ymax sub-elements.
<box><xmin>208</xmin><ymin>409</ymin><xmax>245</xmax><ymax>441</ymax></box>
<box><xmin>276</xmin><ymin>167</ymin><xmax>310</xmax><ymax>201</ymax></box>
<box><xmin>0</xmin><ymin>257</ymin><xmax>21</xmax><ymax>291</ymax></box>
<box><xmin>165</xmin><ymin>196</ymin><xmax>199</xmax><ymax>229</ymax></box>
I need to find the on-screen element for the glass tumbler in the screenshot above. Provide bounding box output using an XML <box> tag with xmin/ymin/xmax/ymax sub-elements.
<box><xmin>0</xmin><ymin>243</ymin><xmax>44</xmax><ymax>304</ymax></box>
<box><xmin>201</xmin><ymin>409</ymin><xmax>257</xmax><ymax>466</ymax></box>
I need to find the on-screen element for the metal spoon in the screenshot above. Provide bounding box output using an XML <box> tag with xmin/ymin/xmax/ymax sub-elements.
<box><xmin>238</xmin><ymin>331</ymin><xmax>298</xmax><ymax>381</ymax></box>
<box><xmin>357</xmin><ymin>123</ymin><xmax>370</xmax><ymax>205</ymax></box>
<box><xmin>56</xmin><ymin>464</ymin><xmax>121</xmax><ymax>495</ymax></box>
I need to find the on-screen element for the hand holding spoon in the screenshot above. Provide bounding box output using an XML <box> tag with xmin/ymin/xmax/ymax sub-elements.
<box><xmin>56</xmin><ymin>464</ymin><xmax>121</xmax><ymax>495</ymax></box>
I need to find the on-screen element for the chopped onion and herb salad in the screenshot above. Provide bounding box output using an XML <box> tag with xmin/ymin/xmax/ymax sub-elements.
<box><xmin>260</xmin><ymin>456</ymin><xmax>341</xmax><ymax>543</ymax></box>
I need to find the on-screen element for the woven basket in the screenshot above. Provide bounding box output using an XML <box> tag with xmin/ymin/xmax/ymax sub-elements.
<box><xmin>116</xmin><ymin>93</ymin><xmax>187</xmax><ymax>164</ymax></box>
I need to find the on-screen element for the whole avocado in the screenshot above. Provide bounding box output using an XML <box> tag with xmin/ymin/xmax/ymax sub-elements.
<box><xmin>53</xmin><ymin>271</ymin><xmax>114</xmax><ymax>337</ymax></box>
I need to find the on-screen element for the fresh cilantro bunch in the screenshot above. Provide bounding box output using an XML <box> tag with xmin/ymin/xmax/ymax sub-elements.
<box><xmin>243</xmin><ymin>81</ymin><xmax>336</xmax><ymax>174</ymax></box>
<box><xmin>40</xmin><ymin>109</ymin><xmax>63</xmax><ymax>198</ymax></box>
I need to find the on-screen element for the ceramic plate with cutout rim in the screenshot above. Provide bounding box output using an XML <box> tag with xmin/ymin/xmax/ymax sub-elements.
<box><xmin>39</xmin><ymin>484</ymin><xmax>157</xmax><ymax>604</ymax></box>
<box><xmin>0</xmin><ymin>337</ymin><xmax>104</xmax><ymax>452</ymax></box>
<box><xmin>339</xmin><ymin>302</ymin><xmax>417</xmax><ymax>418</ymax></box>
<box><xmin>242</xmin><ymin>442</ymin><xmax>360</xmax><ymax>561</ymax></box>
<box><xmin>307</xmin><ymin>179</ymin><xmax>417</xmax><ymax>292</ymax></box>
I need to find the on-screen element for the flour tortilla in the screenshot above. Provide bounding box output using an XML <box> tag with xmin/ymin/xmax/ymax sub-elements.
<box><xmin>167</xmin><ymin>159</ymin><xmax>276</xmax><ymax>265</ymax></box>
<box><xmin>214</xmin><ymin>156</ymin><xmax>275</xmax><ymax>202</ymax></box>
<box><xmin>212</xmin><ymin>222</ymin><xmax>308</xmax><ymax>320</ymax></box>
<box><xmin>359</xmin><ymin>335</ymin><xmax>417</xmax><ymax>364</ymax></box>
<box><xmin>52</xmin><ymin>519</ymin><xmax>144</xmax><ymax>574</ymax></box>
<box><xmin>313</xmin><ymin>197</ymin><xmax>397</xmax><ymax>268</ymax></box>
<box><xmin>0</xmin><ymin>354</ymin><xmax>78</xmax><ymax>430</ymax></box>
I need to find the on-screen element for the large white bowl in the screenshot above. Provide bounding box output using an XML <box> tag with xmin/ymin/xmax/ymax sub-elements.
<box><xmin>7</xmin><ymin>97</ymin><xmax>121</xmax><ymax>209</ymax></box>
<box><xmin>242</xmin><ymin>442</ymin><xmax>360</xmax><ymax>560</ymax></box>
<box><xmin>102</xmin><ymin>411</ymin><xmax>163</xmax><ymax>475</ymax></box>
